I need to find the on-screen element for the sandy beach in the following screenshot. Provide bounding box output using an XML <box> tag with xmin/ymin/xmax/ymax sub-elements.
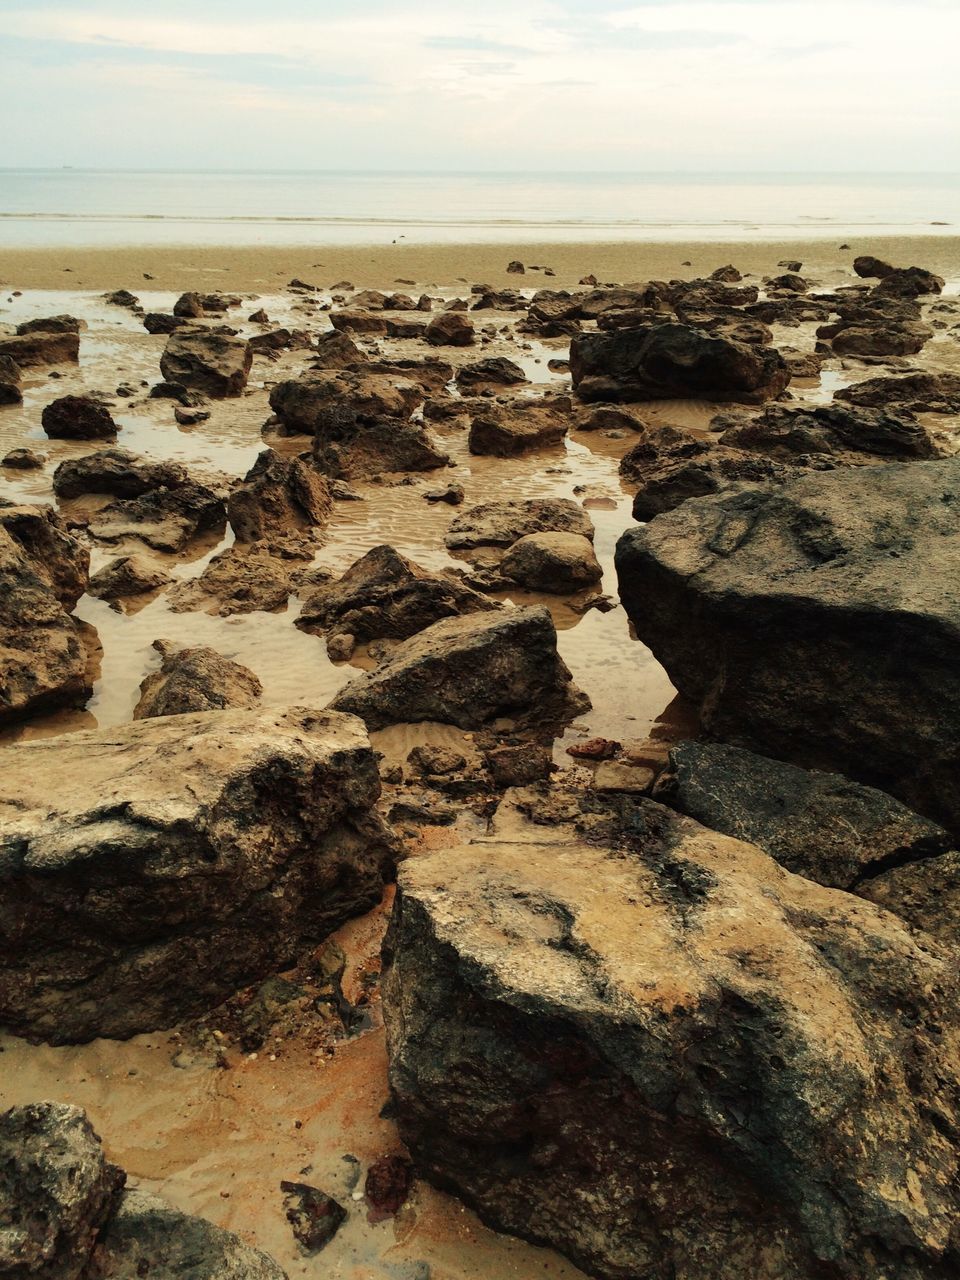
<box><xmin>2</xmin><ymin>233</ymin><xmax>957</xmax><ymax>294</ymax></box>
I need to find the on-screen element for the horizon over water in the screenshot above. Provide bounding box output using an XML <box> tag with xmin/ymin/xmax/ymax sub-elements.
<box><xmin>0</xmin><ymin>168</ymin><xmax>958</xmax><ymax>248</ymax></box>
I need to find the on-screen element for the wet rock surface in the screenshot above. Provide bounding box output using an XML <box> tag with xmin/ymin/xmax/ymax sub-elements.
<box><xmin>500</xmin><ymin>532</ymin><xmax>603</xmax><ymax>593</ymax></box>
<box><xmin>133</xmin><ymin>643</ymin><xmax>264</xmax><ymax>718</ymax></box>
<box><xmin>0</xmin><ymin>707</ymin><xmax>394</xmax><ymax>1041</ymax></box>
<box><xmin>227</xmin><ymin>449</ymin><xmax>332</xmax><ymax>542</ymax></box>
<box><xmin>159</xmin><ymin>329</ymin><xmax>253</xmax><ymax>397</ymax></box>
<box><xmin>383</xmin><ymin>803</ymin><xmax>960</xmax><ymax>1280</ymax></box>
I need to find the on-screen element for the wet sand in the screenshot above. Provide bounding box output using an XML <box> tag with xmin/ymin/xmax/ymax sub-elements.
<box><xmin>2</xmin><ymin>233</ymin><xmax>958</xmax><ymax>293</ymax></box>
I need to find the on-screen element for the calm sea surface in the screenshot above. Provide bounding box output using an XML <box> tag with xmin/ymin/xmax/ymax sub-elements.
<box><xmin>0</xmin><ymin>169</ymin><xmax>957</xmax><ymax>247</ymax></box>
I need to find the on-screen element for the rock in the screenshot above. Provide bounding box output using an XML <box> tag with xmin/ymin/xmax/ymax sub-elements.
<box><xmin>570</xmin><ymin>323</ymin><xmax>791</xmax><ymax>405</ymax></box>
<box><xmin>88</xmin><ymin>480</ymin><xmax>226</xmax><ymax>553</ymax></box>
<box><xmin>53</xmin><ymin>448</ymin><xmax>188</xmax><ymax>499</ymax></box>
<box><xmin>710</xmin><ymin>264</ymin><xmax>742</xmax><ymax>282</ymax></box>
<box><xmin>500</xmin><ymin>532</ymin><xmax>602</xmax><ymax>593</ymax></box>
<box><xmin>0</xmin><ymin>329</ymin><xmax>80</xmax><ymax>368</ymax></box>
<box><xmin>2</xmin><ymin>447</ymin><xmax>43</xmax><ymax>469</ymax></box>
<box><xmin>102</xmin><ymin>1188</ymin><xmax>287</xmax><ymax>1280</ymax></box>
<box><xmin>228</xmin><ymin>450</ymin><xmax>331</xmax><ymax>542</ymax></box>
<box><xmin>314</xmin><ymin>425</ymin><xmax>449</xmax><ymax>481</ymax></box>
<box><xmin>424</xmin><ymin>312</ymin><xmax>475</xmax><ymax>347</ymax></box>
<box><xmin>766</xmin><ymin>272</ymin><xmax>808</xmax><ymax>292</ymax></box>
<box><xmin>575</xmin><ymin>404</ymin><xmax>648</xmax><ymax>433</ymax></box>
<box><xmin>407</xmin><ymin>745</ymin><xmax>467</xmax><ymax>776</ymax></box>
<box><xmin>174</xmin><ymin>406</ymin><xmax>210</xmax><ymax>425</ymax></box>
<box><xmin>168</xmin><ymin>545</ymin><xmax>301</xmax><ymax>617</ymax></box>
<box><xmin>270</xmin><ymin>370</ymin><xmax>422</xmax><ymax>435</ymax></box>
<box><xmin>104</xmin><ymin>288</ymin><xmax>139</xmax><ymax>307</ymax></box>
<box><xmin>364</xmin><ymin>1155</ymin><xmax>413</xmax><ymax>1218</ymax></box>
<box><xmin>0</xmin><ymin>707</ymin><xmax>394</xmax><ymax>1042</ymax></box>
<box><xmin>0</xmin><ymin>352</ymin><xmax>22</xmax><ymax>388</ymax></box>
<box><xmin>313</xmin><ymin>329</ymin><xmax>367</xmax><ymax>369</ymax></box>
<box><xmin>423</xmin><ymin>482</ymin><xmax>464</xmax><ymax>505</ymax></box>
<box><xmin>615</xmin><ymin>460</ymin><xmax>960</xmax><ymax>831</ymax></box>
<box><xmin>468</xmin><ymin>398</ymin><xmax>569</xmax><ymax>458</ymax></box>
<box><xmin>506</xmin><ymin>260</ymin><xmax>525</xmax><ymax>274</ymax></box>
<box><xmin>620</xmin><ymin>425</ymin><xmax>791</xmax><ymax>520</ymax></box>
<box><xmin>446</xmin><ymin>499</ymin><xmax>594</xmax><ymax>551</ymax></box>
<box><xmin>382</xmin><ymin>805</ymin><xmax>960</xmax><ymax>1280</ymax></box>
<box><xmin>0</xmin><ymin>504</ymin><xmax>91</xmax><ymax>724</ymax></box>
<box><xmin>876</xmin><ymin>266</ymin><xmax>944</xmax><ymax>298</ymax></box>
<box><xmin>281</xmin><ymin>1181</ymin><xmax>346</xmax><ymax>1253</ymax></box>
<box><xmin>330</xmin><ymin>606</ymin><xmax>589</xmax><ymax>731</ymax></box>
<box><xmin>41</xmin><ymin>395</ymin><xmax>117</xmax><ymax>441</ymax></box>
<box><xmin>0</xmin><ymin>1102</ymin><xmax>125</xmax><ymax>1279</ymax></box>
<box><xmin>16</xmin><ymin>315</ymin><xmax>83</xmax><ymax>336</ymax></box>
<box><xmin>0</xmin><ymin>383</ymin><xmax>22</xmax><ymax>406</ymax></box>
<box><xmin>854</xmin><ymin>255</ymin><xmax>895</xmax><ymax>279</ymax></box>
<box><xmin>656</xmin><ymin>740</ymin><xmax>955</xmax><ymax>902</ymax></box>
<box><xmin>836</xmin><ymin>371</ymin><xmax>960</xmax><ymax>414</ymax></box>
<box><xmin>566</xmin><ymin>737</ymin><xmax>620</xmax><ymax>760</ymax></box>
<box><xmin>831</xmin><ymin>323</ymin><xmax>932</xmax><ymax>358</ymax></box>
<box><xmin>717</xmin><ymin>402</ymin><xmax>943</xmax><ymax>463</ymax></box>
<box><xmin>455</xmin><ymin>357</ymin><xmax>527</xmax><ymax>390</ymax></box>
<box><xmin>134</xmin><ymin>644</ymin><xmax>263</xmax><ymax>718</ymax></box>
<box><xmin>143</xmin><ymin>312</ymin><xmax>188</xmax><ymax>335</ymax></box>
<box><xmin>329</xmin><ymin>311</ymin><xmax>388</xmax><ymax>336</ymax></box>
<box><xmin>779</xmin><ymin>259</ymin><xmax>803</xmax><ymax>271</ymax></box>
<box><xmin>88</xmin><ymin>554</ymin><xmax>172</xmax><ymax>601</ymax></box>
<box><xmin>172</xmin><ymin>290</ymin><xmax>205</xmax><ymax>318</ymax></box>
<box><xmin>297</xmin><ymin>544</ymin><xmax>495</xmax><ymax>645</ymax></box>
<box><xmin>483</xmin><ymin>742</ymin><xmax>555</xmax><ymax>788</ymax></box>
<box><xmin>590</xmin><ymin>761</ymin><xmax>656</xmax><ymax>793</ymax></box>
<box><xmin>159</xmin><ymin>330</ymin><xmax>252</xmax><ymax>397</ymax></box>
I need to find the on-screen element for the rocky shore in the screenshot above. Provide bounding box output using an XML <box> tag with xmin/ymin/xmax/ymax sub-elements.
<box><xmin>2</xmin><ymin>241</ymin><xmax>960</xmax><ymax>1279</ymax></box>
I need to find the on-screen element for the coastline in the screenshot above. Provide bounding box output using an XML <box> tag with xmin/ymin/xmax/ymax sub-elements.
<box><xmin>2</xmin><ymin>233</ymin><xmax>957</xmax><ymax>293</ymax></box>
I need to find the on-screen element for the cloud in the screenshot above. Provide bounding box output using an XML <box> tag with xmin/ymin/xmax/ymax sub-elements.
<box><xmin>424</xmin><ymin>35</ymin><xmax>537</xmax><ymax>56</ymax></box>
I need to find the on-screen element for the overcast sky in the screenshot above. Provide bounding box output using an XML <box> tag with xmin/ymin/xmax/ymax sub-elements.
<box><xmin>0</xmin><ymin>0</ymin><xmax>955</xmax><ymax>171</ymax></box>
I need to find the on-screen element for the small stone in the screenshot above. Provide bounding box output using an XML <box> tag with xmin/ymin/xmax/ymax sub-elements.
<box><xmin>281</xmin><ymin>1181</ymin><xmax>346</xmax><ymax>1252</ymax></box>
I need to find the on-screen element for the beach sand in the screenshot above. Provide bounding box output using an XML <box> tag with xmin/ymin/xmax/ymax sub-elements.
<box><xmin>2</xmin><ymin>233</ymin><xmax>958</xmax><ymax>293</ymax></box>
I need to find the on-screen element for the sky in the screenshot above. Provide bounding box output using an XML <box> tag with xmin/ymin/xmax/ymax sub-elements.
<box><xmin>0</xmin><ymin>0</ymin><xmax>956</xmax><ymax>172</ymax></box>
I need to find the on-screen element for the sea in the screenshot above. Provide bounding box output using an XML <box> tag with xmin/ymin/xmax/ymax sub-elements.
<box><xmin>0</xmin><ymin>169</ymin><xmax>957</xmax><ymax>248</ymax></box>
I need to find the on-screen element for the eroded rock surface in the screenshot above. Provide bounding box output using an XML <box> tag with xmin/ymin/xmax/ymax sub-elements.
<box><xmin>445</xmin><ymin>499</ymin><xmax>594</xmax><ymax>551</ymax></box>
<box><xmin>227</xmin><ymin>450</ymin><xmax>332</xmax><ymax>542</ymax></box>
<box><xmin>133</xmin><ymin>644</ymin><xmax>263</xmax><ymax>718</ymax></box>
<box><xmin>159</xmin><ymin>329</ymin><xmax>252</xmax><ymax>398</ymax></box>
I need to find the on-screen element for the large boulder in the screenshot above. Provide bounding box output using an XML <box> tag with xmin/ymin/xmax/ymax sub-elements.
<box><xmin>41</xmin><ymin>396</ymin><xmax>117</xmax><ymax>441</ymax></box>
<box><xmin>0</xmin><ymin>707</ymin><xmax>394</xmax><ymax>1042</ymax></box>
<box><xmin>53</xmin><ymin>448</ymin><xmax>189</xmax><ymax>499</ymax></box>
<box><xmin>445</xmin><ymin>499</ymin><xmax>594</xmax><ymax>551</ymax></box>
<box><xmin>500</xmin><ymin>532</ymin><xmax>602</xmax><ymax>593</ymax></box>
<box><xmin>296</xmin><ymin>544</ymin><xmax>495</xmax><ymax>646</ymax></box>
<box><xmin>655</xmin><ymin>740</ymin><xmax>958</xmax><ymax>935</ymax></box>
<box><xmin>133</xmin><ymin>644</ymin><xmax>263</xmax><ymax>718</ymax></box>
<box><xmin>227</xmin><ymin>449</ymin><xmax>331</xmax><ymax>542</ymax></box>
<box><xmin>329</xmin><ymin>606</ymin><xmax>590</xmax><ymax>731</ymax></box>
<box><xmin>0</xmin><ymin>1102</ymin><xmax>287</xmax><ymax>1280</ymax></box>
<box><xmin>0</xmin><ymin>505</ymin><xmax>91</xmax><ymax>724</ymax></box>
<box><xmin>159</xmin><ymin>330</ymin><xmax>252</xmax><ymax>397</ymax></box>
<box><xmin>615</xmin><ymin>460</ymin><xmax>960</xmax><ymax>831</ymax></box>
<box><xmin>570</xmin><ymin>323</ymin><xmax>791</xmax><ymax>405</ymax></box>
<box><xmin>383</xmin><ymin>804</ymin><xmax>960</xmax><ymax>1280</ymax></box>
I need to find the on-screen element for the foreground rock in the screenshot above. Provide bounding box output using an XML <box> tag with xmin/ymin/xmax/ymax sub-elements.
<box><xmin>616</xmin><ymin>460</ymin><xmax>960</xmax><ymax>831</ymax></box>
<box><xmin>500</xmin><ymin>532</ymin><xmax>602</xmax><ymax>593</ymax></box>
<box><xmin>383</xmin><ymin>805</ymin><xmax>960</xmax><ymax>1280</ymax></box>
<box><xmin>0</xmin><ymin>1102</ymin><xmax>286</xmax><ymax>1279</ymax></box>
<box><xmin>0</xmin><ymin>328</ymin><xmax>80</xmax><ymax>368</ymax></box>
<box><xmin>296</xmin><ymin>544</ymin><xmax>495</xmax><ymax>651</ymax></box>
<box><xmin>41</xmin><ymin>395</ymin><xmax>117</xmax><ymax>441</ymax></box>
<box><xmin>570</xmin><ymin>322</ymin><xmax>791</xmax><ymax>404</ymax></box>
<box><xmin>468</xmin><ymin>397</ymin><xmax>570</xmax><ymax>457</ymax></box>
<box><xmin>0</xmin><ymin>504</ymin><xmax>91</xmax><ymax>724</ymax></box>
<box><xmin>329</xmin><ymin>606</ymin><xmax>590</xmax><ymax>730</ymax></box>
<box><xmin>656</xmin><ymin>741</ymin><xmax>958</xmax><ymax>935</ymax></box>
<box><xmin>134</xmin><ymin>644</ymin><xmax>263</xmax><ymax>718</ymax></box>
<box><xmin>0</xmin><ymin>707</ymin><xmax>394</xmax><ymax>1041</ymax></box>
<box><xmin>227</xmin><ymin>449</ymin><xmax>332</xmax><ymax>542</ymax></box>
<box><xmin>159</xmin><ymin>329</ymin><xmax>252</xmax><ymax>397</ymax></box>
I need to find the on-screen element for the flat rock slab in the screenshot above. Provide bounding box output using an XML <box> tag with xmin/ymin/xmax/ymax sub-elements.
<box><xmin>383</xmin><ymin>806</ymin><xmax>960</xmax><ymax>1279</ymax></box>
<box><xmin>329</xmin><ymin>605</ymin><xmax>590</xmax><ymax>731</ymax></box>
<box><xmin>0</xmin><ymin>707</ymin><xmax>394</xmax><ymax>1042</ymax></box>
<box><xmin>616</xmin><ymin>460</ymin><xmax>960</xmax><ymax>832</ymax></box>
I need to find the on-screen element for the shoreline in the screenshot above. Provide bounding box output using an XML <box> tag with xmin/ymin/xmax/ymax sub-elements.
<box><xmin>2</xmin><ymin>233</ymin><xmax>957</xmax><ymax>293</ymax></box>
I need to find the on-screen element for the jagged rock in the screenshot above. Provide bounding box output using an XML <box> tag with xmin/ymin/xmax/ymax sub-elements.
<box><xmin>717</xmin><ymin>402</ymin><xmax>943</xmax><ymax>462</ymax></box>
<box><xmin>423</xmin><ymin>482</ymin><xmax>465</xmax><ymax>505</ymax></box>
<box><xmin>227</xmin><ymin>450</ymin><xmax>331</xmax><ymax>542</ymax></box>
<box><xmin>172</xmin><ymin>291</ymin><xmax>205</xmax><ymax>318</ymax></box>
<box><xmin>269</xmin><ymin>370</ymin><xmax>422</xmax><ymax>435</ymax></box>
<box><xmin>16</xmin><ymin>315</ymin><xmax>84</xmax><ymax>335</ymax></box>
<box><xmin>330</xmin><ymin>606</ymin><xmax>589</xmax><ymax>731</ymax></box>
<box><xmin>615</xmin><ymin>460</ymin><xmax>960</xmax><ymax>831</ymax></box>
<box><xmin>104</xmin><ymin>289</ymin><xmax>139</xmax><ymax>308</ymax></box>
<box><xmin>383</xmin><ymin>805</ymin><xmax>960</xmax><ymax>1280</ymax></box>
<box><xmin>446</xmin><ymin>499</ymin><xmax>594</xmax><ymax>551</ymax></box>
<box><xmin>655</xmin><ymin>741</ymin><xmax>957</xmax><ymax>931</ymax></box>
<box><xmin>87</xmin><ymin>554</ymin><xmax>172</xmax><ymax>601</ymax></box>
<box><xmin>875</xmin><ymin>267</ymin><xmax>945</xmax><ymax>297</ymax></box>
<box><xmin>570</xmin><ymin>323</ymin><xmax>790</xmax><ymax>405</ymax></box>
<box><xmin>134</xmin><ymin>644</ymin><xmax>263</xmax><ymax>718</ymax></box>
<box><xmin>314</xmin><ymin>424</ymin><xmax>448</xmax><ymax>480</ymax></box>
<box><xmin>0</xmin><ymin>504</ymin><xmax>91</xmax><ymax>724</ymax></box>
<box><xmin>159</xmin><ymin>330</ymin><xmax>252</xmax><ymax>397</ymax></box>
<box><xmin>328</xmin><ymin>311</ymin><xmax>387</xmax><ymax>336</ymax></box>
<box><xmin>425</xmin><ymin>312</ymin><xmax>475</xmax><ymax>346</ymax></box>
<box><xmin>168</xmin><ymin>545</ymin><xmax>301</xmax><ymax>617</ymax></box>
<box><xmin>455</xmin><ymin>357</ymin><xmax>527</xmax><ymax>390</ymax></box>
<box><xmin>0</xmin><ymin>1102</ymin><xmax>125</xmax><ymax>1279</ymax></box>
<box><xmin>575</xmin><ymin>404</ymin><xmax>649</xmax><ymax>433</ymax></box>
<box><xmin>41</xmin><ymin>395</ymin><xmax>117</xmax><ymax>441</ymax></box>
<box><xmin>281</xmin><ymin>1181</ymin><xmax>346</xmax><ymax>1253</ymax></box>
<box><xmin>88</xmin><ymin>481</ymin><xmax>226</xmax><ymax>553</ymax></box>
<box><xmin>296</xmin><ymin>544</ymin><xmax>495</xmax><ymax>646</ymax></box>
<box><xmin>53</xmin><ymin>448</ymin><xmax>188</xmax><ymax>499</ymax></box>
<box><xmin>0</xmin><ymin>707</ymin><xmax>394</xmax><ymax>1042</ymax></box>
<box><xmin>313</xmin><ymin>330</ymin><xmax>367</xmax><ymax>368</ymax></box>
<box><xmin>0</xmin><ymin>329</ymin><xmax>80</xmax><ymax>367</ymax></box>
<box><xmin>620</xmin><ymin>425</ymin><xmax>791</xmax><ymax>520</ymax></box>
<box><xmin>500</xmin><ymin>533</ymin><xmax>602</xmax><ymax>593</ymax></box>
<box><xmin>143</xmin><ymin>312</ymin><xmax>188</xmax><ymax>335</ymax></box>
<box><xmin>468</xmin><ymin>397</ymin><xmax>570</xmax><ymax>458</ymax></box>
<box><xmin>836</xmin><ymin>371</ymin><xmax>960</xmax><ymax>414</ymax></box>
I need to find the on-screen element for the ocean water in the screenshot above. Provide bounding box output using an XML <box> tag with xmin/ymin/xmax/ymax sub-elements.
<box><xmin>0</xmin><ymin>169</ymin><xmax>957</xmax><ymax>247</ymax></box>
